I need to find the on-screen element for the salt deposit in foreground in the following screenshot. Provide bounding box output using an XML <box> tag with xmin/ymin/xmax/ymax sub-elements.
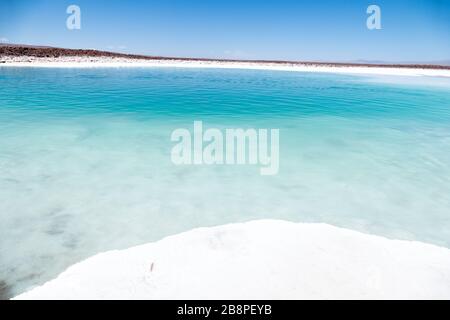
<box><xmin>14</xmin><ymin>220</ymin><xmax>450</xmax><ymax>300</ymax></box>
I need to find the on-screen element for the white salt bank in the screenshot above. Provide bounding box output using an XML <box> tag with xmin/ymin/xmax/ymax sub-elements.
<box><xmin>3</xmin><ymin>56</ymin><xmax>450</xmax><ymax>78</ymax></box>
<box><xmin>14</xmin><ymin>220</ymin><xmax>450</xmax><ymax>300</ymax></box>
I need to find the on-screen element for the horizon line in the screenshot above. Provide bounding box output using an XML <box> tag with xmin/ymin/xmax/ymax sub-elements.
<box><xmin>1</xmin><ymin>43</ymin><xmax>450</xmax><ymax>70</ymax></box>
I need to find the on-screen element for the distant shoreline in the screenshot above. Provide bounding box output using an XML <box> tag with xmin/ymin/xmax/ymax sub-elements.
<box><xmin>1</xmin><ymin>44</ymin><xmax>450</xmax><ymax>70</ymax></box>
<box><xmin>2</xmin><ymin>44</ymin><xmax>450</xmax><ymax>77</ymax></box>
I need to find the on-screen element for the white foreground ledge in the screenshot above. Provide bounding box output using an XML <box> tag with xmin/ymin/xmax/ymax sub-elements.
<box><xmin>13</xmin><ymin>220</ymin><xmax>450</xmax><ymax>300</ymax></box>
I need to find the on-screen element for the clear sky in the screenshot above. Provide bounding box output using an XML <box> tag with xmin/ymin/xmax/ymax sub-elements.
<box><xmin>1</xmin><ymin>0</ymin><xmax>449</xmax><ymax>63</ymax></box>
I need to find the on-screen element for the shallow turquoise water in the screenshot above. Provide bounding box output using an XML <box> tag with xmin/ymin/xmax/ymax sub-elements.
<box><xmin>1</xmin><ymin>67</ymin><xmax>450</xmax><ymax>297</ymax></box>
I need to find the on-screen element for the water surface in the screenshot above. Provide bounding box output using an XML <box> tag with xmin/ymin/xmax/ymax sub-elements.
<box><xmin>1</xmin><ymin>67</ymin><xmax>450</xmax><ymax>297</ymax></box>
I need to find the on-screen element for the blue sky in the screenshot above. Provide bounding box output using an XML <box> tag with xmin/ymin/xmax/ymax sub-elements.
<box><xmin>1</xmin><ymin>0</ymin><xmax>449</xmax><ymax>62</ymax></box>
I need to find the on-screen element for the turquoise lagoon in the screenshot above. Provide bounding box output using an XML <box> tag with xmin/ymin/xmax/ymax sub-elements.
<box><xmin>1</xmin><ymin>67</ymin><xmax>450</xmax><ymax>297</ymax></box>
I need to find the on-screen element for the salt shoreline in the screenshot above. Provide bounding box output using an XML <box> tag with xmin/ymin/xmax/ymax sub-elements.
<box><xmin>14</xmin><ymin>220</ymin><xmax>450</xmax><ymax>300</ymax></box>
<box><xmin>2</xmin><ymin>56</ymin><xmax>450</xmax><ymax>77</ymax></box>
